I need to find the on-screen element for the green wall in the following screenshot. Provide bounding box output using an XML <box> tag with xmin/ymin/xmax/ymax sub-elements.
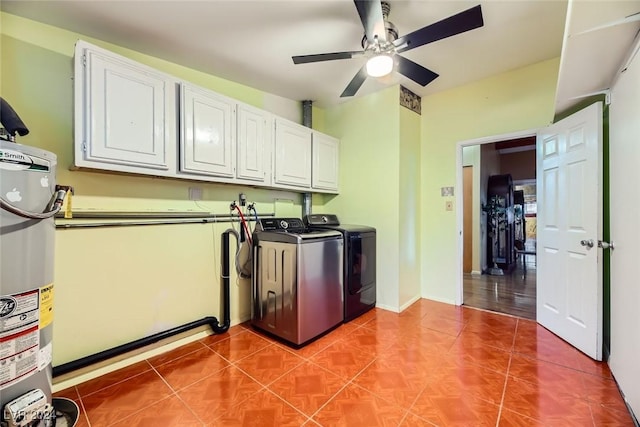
<box><xmin>323</xmin><ymin>86</ymin><xmax>402</xmax><ymax>310</ymax></box>
<box><xmin>399</xmin><ymin>104</ymin><xmax>421</xmax><ymax>309</ymax></box>
<box><xmin>420</xmin><ymin>58</ymin><xmax>561</xmax><ymax>303</ymax></box>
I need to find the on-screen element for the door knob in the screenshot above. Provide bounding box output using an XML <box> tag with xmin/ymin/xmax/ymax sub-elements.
<box><xmin>580</xmin><ymin>239</ymin><xmax>594</xmax><ymax>248</ymax></box>
<box><xmin>598</xmin><ymin>240</ymin><xmax>615</xmax><ymax>250</ymax></box>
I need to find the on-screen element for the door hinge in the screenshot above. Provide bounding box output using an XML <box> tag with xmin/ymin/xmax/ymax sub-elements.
<box><xmin>82</xmin><ymin>54</ymin><xmax>87</xmax><ymax>67</ymax></box>
<box><xmin>82</xmin><ymin>141</ymin><xmax>87</xmax><ymax>152</ymax></box>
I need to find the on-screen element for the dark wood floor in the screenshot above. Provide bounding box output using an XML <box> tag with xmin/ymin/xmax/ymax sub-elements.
<box><xmin>463</xmin><ymin>258</ymin><xmax>536</xmax><ymax>320</ymax></box>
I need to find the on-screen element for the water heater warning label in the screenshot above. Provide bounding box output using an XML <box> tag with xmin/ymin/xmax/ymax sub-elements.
<box><xmin>0</xmin><ymin>290</ymin><xmax>41</xmax><ymax>391</ymax></box>
<box><xmin>39</xmin><ymin>284</ymin><xmax>54</xmax><ymax>329</ymax></box>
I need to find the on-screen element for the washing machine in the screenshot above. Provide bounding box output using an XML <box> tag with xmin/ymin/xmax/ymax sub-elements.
<box><xmin>251</xmin><ymin>218</ymin><xmax>344</xmax><ymax>346</ymax></box>
<box><xmin>304</xmin><ymin>214</ymin><xmax>376</xmax><ymax>322</ymax></box>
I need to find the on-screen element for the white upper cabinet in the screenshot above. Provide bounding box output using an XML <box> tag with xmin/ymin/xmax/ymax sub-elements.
<box><xmin>236</xmin><ymin>104</ymin><xmax>271</xmax><ymax>183</ymax></box>
<box><xmin>273</xmin><ymin>118</ymin><xmax>312</xmax><ymax>188</ymax></box>
<box><xmin>74</xmin><ymin>41</ymin><xmax>176</xmax><ymax>174</ymax></box>
<box><xmin>73</xmin><ymin>40</ymin><xmax>338</xmax><ymax>193</ymax></box>
<box><xmin>312</xmin><ymin>132</ymin><xmax>339</xmax><ymax>192</ymax></box>
<box><xmin>180</xmin><ymin>83</ymin><xmax>235</xmax><ymax>178</ymax></box>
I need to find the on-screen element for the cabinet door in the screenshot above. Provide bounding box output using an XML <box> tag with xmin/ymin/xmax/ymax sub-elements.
<box><xmin>83</xmin><ymin>49</ymin><xmax>170</xmax><ymax>170</ymax></box>
<box><xmin>312</xmin><ymin>132</ymin><xmax>339</xmax><ymax>192</ymax></box>
<box><xmin>180</xmin><ymin>83</ymin><xmax>234</xmax><ymax>177</ymax></box>
<box><xmin>274</xmin><ymin>119</ymin><xmax>312</xmax><ymax>188</ymax></box>
<box><xmin>237</xmin><ymin>104</ymin><xmax>269</xmax><ymax>182</ymax></box>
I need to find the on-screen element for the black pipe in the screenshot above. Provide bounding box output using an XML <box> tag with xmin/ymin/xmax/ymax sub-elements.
<box><xmin>53</xmin><ymin>231</ymin><xmax>236</xmax><ymax>376</ymax></box>
<box><xmin>0</xmin><ymin>97</ymin><xmax>29</xmax><ymax>137</ymax></box>
<box><xmin>53</xmin><ymin>316</ymin><xmax>220</xmax><ymax>377</ymax></box>
<box><xmin>213</xmin><ymin>231</ymin><xmax>233</xmax><ymax>334</ymax></box>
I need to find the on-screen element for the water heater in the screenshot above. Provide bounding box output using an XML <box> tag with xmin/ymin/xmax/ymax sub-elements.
<box><xmin>0</xmin><ymin>133</ymin><xmax>59</xmax><ymax>422</ymax></box>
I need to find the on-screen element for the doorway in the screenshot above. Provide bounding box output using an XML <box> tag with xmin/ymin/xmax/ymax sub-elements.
<box><xmin>460</xmin><ymin>136</ymin><xmax>537</xmax><ymax>319</ymax></box>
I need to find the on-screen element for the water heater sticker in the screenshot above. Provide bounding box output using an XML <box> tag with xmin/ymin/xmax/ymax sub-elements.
<box><xmin>0</xmin><ymin>148</ymin><xmax>50</xmax><ymax>172</ymax></box>
<box><xmin>0</xmin><ymin>325</ymin><xmax>40</xmax><ymax>390</ymax></box>
<box><xmin>38</xmin><ymin>342</ymin><xmax>53</xmax><ymax>371</ymax></box>
<box><xmin>0</xmin><ymin>290</ymin><xmax>39</xmax><ymax>335</ymax></box>
<box><xmin>39</xmin><ymin>284</ymin><xmax>54</xmax><ymax>329</ymax></box>
<box><xmin>0</xmin><ymin>297</ymin><xmax>17</xmax><ymax>317</ymax></box>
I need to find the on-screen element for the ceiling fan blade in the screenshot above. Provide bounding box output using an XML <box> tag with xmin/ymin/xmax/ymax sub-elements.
<box><xmin>354</xmin><ymin>0</ymin><xmax>387</xmax><ymax>43</ymax></box>
<box><xmin>293</xmin><ymin>51</ymin><xmax>363</xmax><ymax>64</ymax></box>
<box><xmin>340</xmin><ymin>66</ymin><xmax>368</xmax><ymax>97</ymax></box>
<box><xmin>396</xmin><ymin>55</ymin><xmax>439</xmax><ymax>86</ymax></box>
<box><xmin>394</xmin><ymin>5</ymin><xmax>483</xmax><ymax>53</ymax></box>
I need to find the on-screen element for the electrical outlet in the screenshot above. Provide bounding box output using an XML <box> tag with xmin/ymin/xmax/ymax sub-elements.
<box><xmin>188</xmin><ymin>187</ymin><xmax>202</xmax><ymax>201</ymax></box>
<box><xmin>445</xmin><ymin>201</ymin><xmax>453</xmax><ymax>211</ymax></box>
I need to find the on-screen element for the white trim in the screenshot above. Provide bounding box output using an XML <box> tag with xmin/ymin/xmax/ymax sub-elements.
<box><xmin>375</xmin><ymin>303</ymin><xmax>400</xmax><ymax>313</ymax></box>
<box><xmin>455</xmin><ymin>128</ymin><xmax>539</xmax><ymax>307</ymax></box>
<box><xmin>470</xmin><ymin>270</ymin><xmax>482</xmax><ymax>276</ymax></box>
<box><xmin>421</xmin><ymin>293</ymin><xmax>456</xmax><ymax>306</ymax></box>
<box><xmin>399</xmin><ymin>294</ymin><xmax>422</xmax><ymax>313</ymax></box>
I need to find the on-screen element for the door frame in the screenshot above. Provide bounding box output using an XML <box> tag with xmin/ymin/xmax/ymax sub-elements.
<box><xmin>455</xmin><ymin>129</ymin><xmax>538</xmax><ymax>305</ymax></box>
<box><xmin>462</xmin><ymin>165</ymin><xmax>474</xmax><ymax>273</ymax></box>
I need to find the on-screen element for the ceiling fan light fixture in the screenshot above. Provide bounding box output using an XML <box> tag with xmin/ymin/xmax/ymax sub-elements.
<box><xmin>366</xmin><ymin>54</ymin><xmax>393</xmax><ymax>77</ymax></box>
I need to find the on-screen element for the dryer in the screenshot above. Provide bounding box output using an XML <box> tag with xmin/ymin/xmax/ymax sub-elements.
<box><xmin>304</xmin><ymin>214</ymin><xmax>376</xmax><ymax>322</ymax></box>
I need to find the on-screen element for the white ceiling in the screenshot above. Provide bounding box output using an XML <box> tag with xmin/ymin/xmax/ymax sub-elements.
<box><xmin>1</xmin><ymin>0</ymin><xmax>570</xmax><ymax>107</ymax></box>
<box><xmin>555</xmin><ymin>0</ymin><xmax>640</xmax><ymax>113</ymax></box>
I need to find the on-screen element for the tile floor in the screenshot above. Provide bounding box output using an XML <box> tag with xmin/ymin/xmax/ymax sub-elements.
<box><xmin>55</xmin><ymin>299</ymin><xmax>634</xmax><ymax>426</ymax></box>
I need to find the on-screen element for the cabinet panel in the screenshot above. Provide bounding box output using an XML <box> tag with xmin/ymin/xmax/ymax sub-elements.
<box><xmin>312</xmin><ymin>132</ymin><xmax>339</xmax><ymax>192</ymax></box>
<box><xmin>180</xmin><ymin>83</ymin><xmax>234</xmax><ymax>177</ymax></box>
<box><xmin>237</xmin><ymin>104</ymin><xmax>269</xmax><ymax>182</ymax></box>
<box><xmin>274</xmin><ymin>119</ymin><xmax>312</xmax><ymax>188</ymax></box>
<box><xmin>83</xmin><ymin>49</ymin><xmax>170</xmax><ymax>170</ymax></box>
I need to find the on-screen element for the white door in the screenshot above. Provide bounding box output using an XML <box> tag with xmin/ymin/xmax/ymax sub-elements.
<box><xmin>273</xmin><ymin>119</ymin><xmax>312</xmax><ymax>188</ymax></box>
<box><xmin>180</xmin><ymin>83</ymin><xmax>235</xmax><ymax>178</ymax></box>
<box><xmin>536</xmin><ymin>102</ymin><xmax>602</xmax><ymax>360</ymax></box>
<box><xmin>236</xmin><ymin>104</ymin><xmax>269</xmax><ymax>182</ymax></box>
<box><xmin>609</xmin><ymin>51</ymin><xmax>640</xmax><ymax>417</ymax></box>
<box><xmin>83</xmin><ymin>48</ymin><xmax>170</xmax><ymax>170</ymax></box>
<box><xmin>311</xmin><ymin>132</ymin><xmax>339</xmax><ymax>192</ymax></box>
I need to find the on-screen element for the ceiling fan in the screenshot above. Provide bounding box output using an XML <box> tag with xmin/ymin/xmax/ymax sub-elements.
<box><xmin>292</xmin><ymin>1</ymin><xmax>484</xmax><ymax>97</ymax></box>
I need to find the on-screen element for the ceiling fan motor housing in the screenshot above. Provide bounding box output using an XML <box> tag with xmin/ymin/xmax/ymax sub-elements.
<box><xmin>361</xmin><ymin>1</ymin><xmax>398</xmax><ymax>50</ymax></box>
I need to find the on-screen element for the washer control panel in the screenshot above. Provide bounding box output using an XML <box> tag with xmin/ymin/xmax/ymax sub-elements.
<box><xmin>303</xmin><ymin>214</ymin><xmax>340</xmax><ymax>226</ymax></box>
<box><xmin>259</xmin><ymin>218</ymin><xmax>305</xmax><ymax>232</ymax></box>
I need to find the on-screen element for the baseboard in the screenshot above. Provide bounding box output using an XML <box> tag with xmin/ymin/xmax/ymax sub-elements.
<box><xmin>375</xmin><ymin>303</ymin><xmax>400</xmax><ymax>313</ymax></box>
<box><xmin>471</xmin><ymin>270</ymin><xmax>482</xmax><ymax>275</ymax></box>
<box><xmin>420</xmin><ymin>293</ymin><xmax>456</xmax><ymax>306</ymax></box>
<box><xmin>399</xmin><ymin>294</ymin><xmax>422</xmax><ymax>312</ymax></box>
<box><xmin>629</xmin><ymin>405</ymin><xmax>639</xmax><ymax>427</ymax></box>
<box><xmin>610</xmin><ymin>370</ymin><xmax>640</xmax><ymax>427</ymax></box>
